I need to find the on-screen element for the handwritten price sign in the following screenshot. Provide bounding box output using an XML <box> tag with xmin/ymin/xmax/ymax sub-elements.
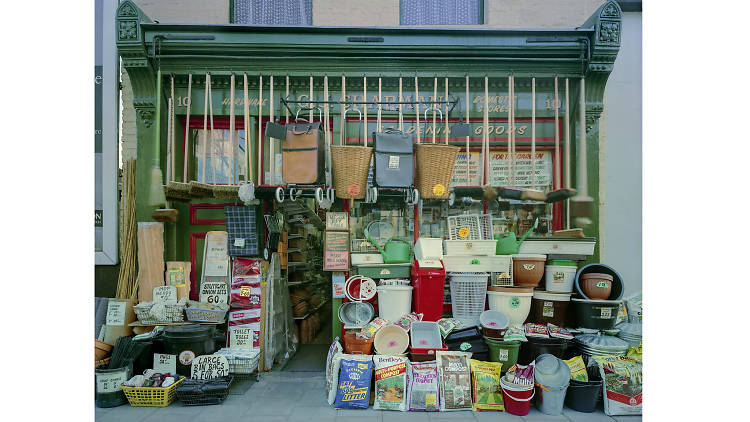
<box><xmin>200</xmin><ymin>281</ymin><xmax>229</xmax><ymax>305</ymax></box>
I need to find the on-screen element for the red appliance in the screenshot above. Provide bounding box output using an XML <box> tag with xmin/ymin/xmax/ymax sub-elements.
<box><xmin>411</xmin><ymin>260</ymin><xmax>446</xmax><ymax>322</ymax></box>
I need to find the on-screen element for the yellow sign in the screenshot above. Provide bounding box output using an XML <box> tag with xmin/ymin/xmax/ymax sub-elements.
<box><xmin>458</xmin><ymin>227</ymin><xmax>470</xmax><ymax>238</ymax></box>
<box><xmin>432</xmin><ymin>184</ymin><xmax>446</xmax><ymax>196</ymax></box>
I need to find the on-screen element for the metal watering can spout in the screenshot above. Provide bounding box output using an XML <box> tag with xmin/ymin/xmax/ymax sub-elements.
<box><xmin>518</xmin><ymin>218</ymin><xmax>539</xmax><ymax>245</ymax></box>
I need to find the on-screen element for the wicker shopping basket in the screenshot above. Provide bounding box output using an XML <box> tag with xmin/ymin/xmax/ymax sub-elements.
<box><xmin>331</xmin><ymin>145</ymin><xmax>372</xmax><ymax>199</ymax></box>
<box><xmin>416</xmin><ymin>143</ymin><xmax>460</xmax><ymax>199</ymax></box>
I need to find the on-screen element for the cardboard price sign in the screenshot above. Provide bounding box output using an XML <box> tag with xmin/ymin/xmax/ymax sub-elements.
<box><xmin>200</xmin><ymin>281</ymin><xmax>229</xmax><ymax>304</ymax></box>
<box><xmin>105</xmin><ymin>301</ymin><xmax>126</xmax><ymax>326</ymax></box>
<box><xmin>332</xmin><ymin>272</ymin><xmax>346</xmax><ymax>298</ymax></box>
<box><xmin>153</xmin><ymin>353</ymin><xmax>177</xmax><ymax>374</ymax></box>
<box><xmin>96</xmin><ymin>371</ymin><xmax>129</xmax><ymax>394</ymax></box>
<box><xmin>191</xmin><ymin>355</ymin><xmax>229</xmax><ymax>380</ymax></box>
<box><xmin>324</xmin><ymin>250</ymin><xmax>349</xmax><ymax>271</ymax></box>
<box><xmin>153</xmin><ymin>286</ymin><xmax>177</xmax><ymax>304</ymax></box>
<box><xmin>325</xmin><ymin>212</ymin><xmax>349</xmax><ymax>231</ymax></box>
<box><xmin>229</xmin><ymin>327</ymin><xmax>254</xmax><ymax>350</ymax></box>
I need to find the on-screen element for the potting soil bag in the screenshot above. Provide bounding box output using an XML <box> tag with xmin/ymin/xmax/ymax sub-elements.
<box><xmin>547</xmin><ymin>323</ymin><xmax>573</xmax><ymax>339</ymax></box>
<box><xmin>407</xmin><ymin>361</ymin><xmax>440</xmax><ymax>412</ymax></box>
<box><xmin>325</xmin><ymin>338</ymin><xmax>344</xmax><ymax>405</ymax></box>
<box><xmin>592</xmin><ymin>356</ymin><xmax>642</xmax><ymax>416</ymax></box>
<box><xmin>469</xmin><ymin>360</ymin><xmax>504</xmax><ymax>411</ymax></box>
<box><xmin>373</xmin><ymin>355</ymin><xmax>409</xmax><ymax>411</ymax></box>
<box><xmin>524</xmin><ymin>323</ymin><xmax>549</xmax><ymax>338</ymax></box>
<box><xmin>436</xmin><ymin>351</ymin><xmax>472</xmax><ymax>411</ymax></box>
<box><xmin>564</xmin><ymin>356</ymin><xmax>588</xmax><ymax>382</ymax></box>
<box><xmin>335</xmin><ymin>358</ymin><xmax>374</xmax><ymax>409</ymax></box>
<box><xmin>627</xmin><ymin>344</ymin><xmax>642</xmax><ymax>362</ymax></box>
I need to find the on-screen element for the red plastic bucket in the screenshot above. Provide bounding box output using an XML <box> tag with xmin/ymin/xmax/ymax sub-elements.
<box><xmin>500</xmin><ymin>378</ymin><xmax>535</xmax><ymax>416</ymax></box>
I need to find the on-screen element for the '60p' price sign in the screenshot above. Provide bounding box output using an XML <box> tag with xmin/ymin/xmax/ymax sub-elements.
<box><xmin>199</xmin><ymin>281</ymin><xmax>228</xmax><ymax>305</ymax></box>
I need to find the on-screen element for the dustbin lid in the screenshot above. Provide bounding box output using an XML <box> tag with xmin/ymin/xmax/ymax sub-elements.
<box><xmin>534</xmin><ymin>354</ymin><xmax>571</xmax><ymax>388</ymax></box>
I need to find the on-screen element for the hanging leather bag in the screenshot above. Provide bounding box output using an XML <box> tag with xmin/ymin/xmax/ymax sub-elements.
<box><xmin>282</xmin><ymin>120</ymin><xmax>325</xmax><ymax>184</ymax></box>
<box><xmin>372</xmin><ymin>128</ymin><xmax>414</xmax><ymax>188</ymax></box>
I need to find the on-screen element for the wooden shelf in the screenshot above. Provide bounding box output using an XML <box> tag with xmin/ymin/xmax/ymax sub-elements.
<box><xmin>293</xmin><ymin>300</ymin><xmax>329</xmax><ymax>320</ymax></box>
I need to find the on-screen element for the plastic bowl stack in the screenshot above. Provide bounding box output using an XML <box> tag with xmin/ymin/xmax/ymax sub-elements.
<box><xmin>574</xmin><ymin>334</ymin><xmax>629</xmax><ymax>364</ymax></box>
<box><xmin>615</xmin><ymin>322</ymin><xmax>642</xmax><ymax>347</ymax></box>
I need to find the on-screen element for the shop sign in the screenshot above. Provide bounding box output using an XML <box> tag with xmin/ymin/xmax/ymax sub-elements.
<box><xmin>229</xmin><ymin>328</ymin><xmax>254</xmax><ymax>350</ymax></box>
<box><xmin>191</xmin><ymin>355</ymin><xmax>230</xmax><ymax>380</ymax></box>
<box><xmin>326</xmin><ymin>212</ymin><xmax>349</xmax><ymax>231</ymax></box>
<box><xmin>200</xmin><ymin>281</ymin><xmax>229</xmax><ymax>305</ymax></box>
<box><xmin>153</xmin><ymin>286</ymin><xmax>177</xmax><ymax>304</ymax></box>
<box><xmin>332</xmin><ymin>272</ymin><xmax>346</xmax><ymax>299</ymax></box>
<box><xmin>105</xmin><ymin>301</ymin><xmax>126</xmax><ymax>326</ymax></box>
<box><xmin>325</xmin><ymin>251</ymin><xmax>349</xmax><ymax>271</ymax></box>
<box><xmin>153</xmin><ymin>354</ymin><xmax>177</xmax><ymax>375</ymax></box>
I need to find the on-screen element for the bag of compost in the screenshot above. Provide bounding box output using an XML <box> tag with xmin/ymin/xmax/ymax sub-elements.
<box><xmin>469</xmin><ymin>359</ymin><xmax>504</xmax><ymax>411</ymax></box>
<box><xmin>335</xmin><ymin>358</ymin><xmax>374</xmax><ymax>409</ymax></box>
<box><xmin>373</xmin><ymin>355</ymin><xmax>409</xmax><ymax>411</ymax></box>
<box><xmin>436</xmin><ymin>351</ymin><xmax>472</xmax><ymax>411</ymax></box>
<box><xmin>592</xmin><ymin>356</ymin><xmax>642</xmax><ymax>416</ymax></box>
<box><xmin>407</xmin><ymin>361</ymin><xmax>440</xmax><ymax>412</ymax></box>
<box><xmin>325</xmin><ymin>338</ymin><xmax>344</xmax><ymax>405</ymax></box>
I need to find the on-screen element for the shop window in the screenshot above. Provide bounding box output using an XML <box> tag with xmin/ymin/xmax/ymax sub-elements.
<box><xmin>231</xmin><ymin>0</ymin><xmax>312</xmax><ymax>25</ymax></box>
<box><xmin>400</xmin><ymin>0</ymin><xmax>483</xmax><ymax>25</ymax></box>
<box><xmin>193</xmin><ymin>128</ymin><xmax>248</xmax><ymax>184</ymax></box>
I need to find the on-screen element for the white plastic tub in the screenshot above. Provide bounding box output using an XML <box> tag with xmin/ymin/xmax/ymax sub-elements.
<box><xmin>410</xmin><ymin>321</ymin><xmax>443</xmax><ymax>349</ymax></box>
<box><xmin>544</xmin><ymin>265</ymin><xmax>578</xmax><ymax>293</ymax></box>
<box><xmin>487</xmin><ymin>288</ymin><xmax>534</xmax><ymax>326</ymax></box>
<box><xmin>377</xmin><ymin>285</ymin><xmax>413</xmax><ymax>322</ymax></box>
<box><xmin>444</xmin><ymin>240</ymin><xmax>497</xmax><ymax>256</ymax></box>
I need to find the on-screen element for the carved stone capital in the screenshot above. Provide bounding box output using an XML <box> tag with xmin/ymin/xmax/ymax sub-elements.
<box><xmin>134</xmin><ymin>102</ymin><xmax>155</xmax><ymax>128</ymax></box>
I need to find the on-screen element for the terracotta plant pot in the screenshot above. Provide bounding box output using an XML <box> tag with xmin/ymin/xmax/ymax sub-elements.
<box><xmin>580</xmin><ymin>273</ymin><xmax>613</xmax><ymax>300</ymax></box>
<box><xmin>512</xmin><ymin>255</ymin><xmax>547</xmax><ymax>287</ymax></box>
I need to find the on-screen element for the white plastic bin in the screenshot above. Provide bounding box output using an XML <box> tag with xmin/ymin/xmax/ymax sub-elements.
<box><xmin>544</xmin><ymin>265</ymin><xmax>578</xmax><ymax>292</ymax></box>
<box><xmin>444</xmin><ymin>240</ymin><xmax>497</xmax><ymax>256</ymax></box>
<box><xmin>487</xmin><ymin>288</ymin><xmax>534</xmax><ymax>326</ymax></box>
<box><xmin>377</xmin><ymin>285</ymin><xmax>413</xmax><ymax>322</ymax></box>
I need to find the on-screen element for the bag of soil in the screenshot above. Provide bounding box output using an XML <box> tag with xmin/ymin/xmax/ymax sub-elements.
<box><xmin>592</xmin><ymin>356</ymin><xmax>642</xmax><ymax>416</ymax></box>
<box><xmin>408</xmin><ymin>361</ymin><xmax>440</xmax><ymax>412</ymax></box>
<box><xmin>469</xmin><ymin>359</ymin><xmax>504</xmax><ymax>411</ymax></box>
<box><xmin>335</xmin><ymin>358</ymin><xmax>374</xmax><ymax>409</ymax></box>
<box><xmin>373</xmin><ymin>355</ymin><xmax>409</xmax><ymax>411</ymax></box>
<box><xmin>436</xmin><ymin>351</ymin><xmax>472</xmax><ymax>411</ymax></box>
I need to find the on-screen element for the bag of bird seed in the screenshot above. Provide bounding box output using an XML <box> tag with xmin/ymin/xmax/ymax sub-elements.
<box><xmin>373</xmin><ymin>355</ymin><xmax>409</xmax><ymax>411</ymax></box>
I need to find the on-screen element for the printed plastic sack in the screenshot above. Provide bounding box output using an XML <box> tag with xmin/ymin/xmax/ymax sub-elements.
<box><xmin>360</xmin><ymin>317</ymin><xmax>388</xmax><ymax>339</ymax></box>
<box><xmin>373</xmin><ymin>355</ymin><xmax>409</xmax><ymax>411</ymax></box>
<box><xmin>592</xmin><ymin>356</ymin><xmax>642</xmax><ymax>416</ymax></box>
<box><xmin>232</xmin><ymin>257</ymin><xmax>262</xmax><ymax>277</ymax></box>
<box><xmin>335</xmin><ymin>358</ymin><xmax>374</xmax><ymax>409</ymax></box>
<box><xmin>408</xmin><ymin>361</ymin><xmax>440</xmax><ymax>412</ymax></box>
<box><xmin>438</xmin><ymin>318</ymin><xmax>462</xmax><ymax>337</ymax></box>
<box><xmin>503</xmin><ymin>324</ymin><xmax>527</xmax><ymax>342</ymax></box>
<box><xmin>564</xmin><ymin>356</ymin><xmax>589</xmax><ymax>382</ymax></box>
<box><xmin>469</xmin><ymin>360</ymin><xmax>504</xmax><ymax>411</ymax></box>
<box><xmin>524</xmin><ymin>323</ymin><xmax>549</xmax><ymax>338</ymax></box>
<box><xmin>230</xmin><ymin>275</ymin><xmax>261</xmax><ymax>309</ymax></box>
<box><xmin>325</xmin><ymin>338</ymin><xmax>344</xmax><ymax>405</ymax></box>
<box><xmin>436</xmin><ymin>351</ymin><xmax>472</xmax><ymax>411</ymax></box>
<box><xmin>394</xmin><ymin>313</ymin><xmax>423</xmax><ymax>332</ymax></box>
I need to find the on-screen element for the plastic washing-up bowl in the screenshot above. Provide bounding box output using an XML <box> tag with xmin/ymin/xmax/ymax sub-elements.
<box><xmin>575</xmin><ymin>264</ymin><xmax>624</xmax><ymax>301</ymax></box>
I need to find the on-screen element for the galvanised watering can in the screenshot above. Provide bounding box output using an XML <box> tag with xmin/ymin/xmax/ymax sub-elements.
<box><xmin>495</xmin><ymin>218</ymin><xmax>539</xmax><ymax>255</ymax></box>
<box><xmin>365</xmin><ymin>226</ymin><xmax>413</xmax><ymax>264</ymax></box>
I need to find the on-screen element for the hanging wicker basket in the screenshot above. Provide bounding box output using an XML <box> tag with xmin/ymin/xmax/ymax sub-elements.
<box><xmin>416</xmin><ymin>143</ymin><xmax>460</xmax><ymax>199</ymax></box>
<box><xmin>331</xmin><ymin>145</ymin><xmax>372</xmax><ymax>199</ymax></box>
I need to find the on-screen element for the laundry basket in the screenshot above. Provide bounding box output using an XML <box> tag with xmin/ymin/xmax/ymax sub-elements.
<box><xmin>448</xmin><ymin>272</ymin><xmax>489</xmax><ymax>327</ymax></box>
<box><xmin>416</xmin><ymin>143</ymin><xmax>460</xmax><ymax>199</ymax></box>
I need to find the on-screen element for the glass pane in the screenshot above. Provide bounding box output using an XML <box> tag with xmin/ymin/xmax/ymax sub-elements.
<box><xmin>194</xmin><ymin>129</ymin><xmax>248</xmax><ymax>184</ymax></box>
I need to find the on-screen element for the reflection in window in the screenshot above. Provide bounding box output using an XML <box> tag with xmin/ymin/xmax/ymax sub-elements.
<box><xmin>401</xmin><ymin>0</ymin><xmax>482</xmax><ymax>25</ymax></box>
<box><xmin>232</xmin><ymin>0</ymin><xmax>312</xmax><ymax>25</ymax></box>
<box><xmin>194</xmin><ymin>129</ymin><xmax>248</xmax><ymax>184</ymax></box>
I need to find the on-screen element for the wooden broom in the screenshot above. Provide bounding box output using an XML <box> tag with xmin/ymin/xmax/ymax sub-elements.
<box><xmin>189</xmin><ymin>73</ymin><xmax>216</xmax><ymax>197</ymax></box>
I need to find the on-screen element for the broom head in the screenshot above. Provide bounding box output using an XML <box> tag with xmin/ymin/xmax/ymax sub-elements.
<box><xmin>189</xmin><ymin>181</ymin><xmax>214</xmax><ymax>198</ymax></box>
<box><xmin>213</xmin><ymin>185</ymin><xmax>240</xmax><ymax>199</ymax></box>
<box><xmin>151</xmin><ymin>208</ymin><xmax>178</xmax><ymax>223</ymax></box>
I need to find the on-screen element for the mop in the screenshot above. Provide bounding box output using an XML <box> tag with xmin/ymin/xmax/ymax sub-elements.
<box><xmin>164</xmin><ymin>75</ymin><xmax>191</xmax><ymax>200</ymax></box>
<box><xmin>570</xmin><ymin>77</ymin><xmax>594</xmax><ymax>226</ymax></box>
<box><xmin>189</xmin><ymin>73</ymin><xmax>216</xmax><ymax>197</ymax></box>
<box><xmin>213</xmin><ymin>73</ymin><xmax>240</xmax><ymax>199</ymax></box>
<box><xmin>546</xmin><ymin>76</ymin><xmax>577</xmax><ymax>203</ymax></box>
<box><xmin>150</xmin><ymin>66</ymin><xmax>178</xmax><ymax>223</ymax></box>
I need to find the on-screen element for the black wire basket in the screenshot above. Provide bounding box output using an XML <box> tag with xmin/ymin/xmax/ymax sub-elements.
<box><xmin>175</xmin><ymin>376</ymin><xmax>234</xmax><ymax>406</ymax></box>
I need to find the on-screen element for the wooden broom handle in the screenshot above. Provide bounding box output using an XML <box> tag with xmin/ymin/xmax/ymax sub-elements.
<box><xmin>465</xmin><ymin>75</ymin><xmax>470</xmax><ymax>184</ymax></box>
<box><xmin>415</xmin><ymin>75</ymin><xmax>420</xmax><ymax>144</ymax></box>
<box><xmin>432</xmin><ymin>76</ymin><xmax>437</xmax><ymax>144</ymax></box>
<box><xmin>169</xmin><ymin>75</ymin><xmax>175</xmax><ymax>182</ymax></box>
<box><xmin>398</xmin><ymin>77</ymin><xmax>403</xmax><ymax>131</ymax></box>
<box><xmin>363</xmin><ymin>75</ymin><xmax>367</xmax><ymax>147</ymax></box>
<box><xmin>257</xmin><ymin>75</ymin><xmax>262</xmax><ymax>184</ymax></box>
<box><xmin>208</xmin><ymin>73</ymin><xmax>216</xmax><ymax>185</ymax></box>
<box><xmin>444</xmin><ymin>76</ymin><xmax>449</xmax><ymax>145</ymax></box>
<box><xmin>244</xmin><ymin>73</ymin><xmax>252</xmax><ymax>184</ymax></box>
<box><xmin>270</xmin><ymin>75</ymin><xmax>275</xmax><ymax>180</ymax></box>
<box><xmin>531</xmin><ymin>76</ymin><xmax>536</xmax><ymax>189</ymax></box>
<box><xmin>183</xmin><ymin>73</ymin><xmax>192</xmax><ymax>183</ymax></box>
<box><xmin>507</xmin><ymin>75</ymin><xmax>512</xmax><ymax>186</ymax></box>
<box><xmin>202</xmin><ymin>73</ymin><xmax>209</xmax><ymax>183</ymax></box>
<box><xmin>378</xmin><ymin>77</ymin><xmax>383</xmax><ymax>132</ymax></box>
<box><xmin>340</xmin><ymin>75</ymin><xmax>346</xmax><ymax>146</ymax></box>
<box><xmin>554</xmin><ymin>76</ymin><xmax>560</xmax><ymax>190</ymax></box>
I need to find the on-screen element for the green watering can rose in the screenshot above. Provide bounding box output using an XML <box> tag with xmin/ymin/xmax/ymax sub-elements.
<box><xmin>365</xmin><ymin>224</ymin><xmax>413</xmax><ymax>264</ymax></box>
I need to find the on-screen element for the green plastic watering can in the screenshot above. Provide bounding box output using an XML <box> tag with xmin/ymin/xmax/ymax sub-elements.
<box><xmin>495</xmin><ymin>218</ymin><xmax>539</xmax><ymax>255</ymax></box>
<box><xmin>365</xmin><ymin>226</ymin><xmax>413</xmax><ymax>264</ymax></box>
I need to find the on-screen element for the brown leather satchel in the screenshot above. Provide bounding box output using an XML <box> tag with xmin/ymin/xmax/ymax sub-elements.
<box><xmin>282</xmin><ymin>121</ymin><xmax>325</xmax><ymax>184</ymax></box>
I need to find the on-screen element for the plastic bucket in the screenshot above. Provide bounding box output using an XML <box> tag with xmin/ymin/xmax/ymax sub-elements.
<box><xmin>500</xmin><ymin>377</ymin><xmax>535</xmax><ymax>416</ymax></box>
<box><xmin>544</xmin><ymin>265</ymin><xmax>577</xmax><ymax>292</ymax></box>
<box><xmin>565</xmin><ymin>379</ymin><xmax>603</xmax><ymax>413</ymax></box>
<box><xmin>570</xmin><ymin>298</ymin><xmax>621</xmax><ymax>330</ymax></box>
<box><xmin>483</xmin><ymin>337</ymin><xmax>521</xmax><ymax>372</ymax></box>
<box><xmin>536</xmin><ymin>382</ymin><xmax>570</xmax><ymax>415</ymax></box>
<box><xmin>518</xmin><ymin>337</ymin><xmax>570</xmax><ymax>365</ymax></box>
<box><xmin>529</xmin><ymin>292</ymin><xmax>571</xmax><ymax>326</ymax></box>
<box><xmin>377</xmin><ymin>285</ymin><xmax>413</xmax><ymax>322</ymax></box>
<box><xmin>95</xmin><ymin>363</ymin><xmax>132</xmax><ymax>408</ymax></box>
<box><xmin>487</xmin><ymin>288</ymin><xmax>533</xmax><ymax>326</ymax></box>
<box><xmin>343</xmin><ymin>332</ymin><xmax>374</xmax><ymax>355</ymax></box>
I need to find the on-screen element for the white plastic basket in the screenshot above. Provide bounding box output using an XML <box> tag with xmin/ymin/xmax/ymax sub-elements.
<box><xmin>444</xmin><ymin>240</ymin><xmax>497</xmax><ymax>256</ymax></box>
<box><xmin>213</xmin><ymin>348</ymin><xmax>260</xmax><ymax>375</ymax></box>
<box><xmin>448</xmin><ymin>272</ymin><xmax>489</xmax><ymax>327</ymax></box>
<box><xmin>133</xmin><ymin>302</ymin><xmax>185</xmax><ymax>324</ymax></box>
<box><xmin>185</xmin><ymin>307</ymin><xmax>228</xmax><ymax>323</ymax></box>
<box><xmin>490</xmin><ymin>272</ymin><xmax>513</xmax><ymax>287</ymax></box>
<box><xmin>447</xmin><ymin>214</ymin><xmax>493</xmax><ymax>241</ymax></box>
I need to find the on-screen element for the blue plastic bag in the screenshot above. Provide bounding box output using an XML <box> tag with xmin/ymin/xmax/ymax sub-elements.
<box><xmin>334</xmin><ymin>358</ymin><xmax>373</xmax><ymax>409</ymax></box>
